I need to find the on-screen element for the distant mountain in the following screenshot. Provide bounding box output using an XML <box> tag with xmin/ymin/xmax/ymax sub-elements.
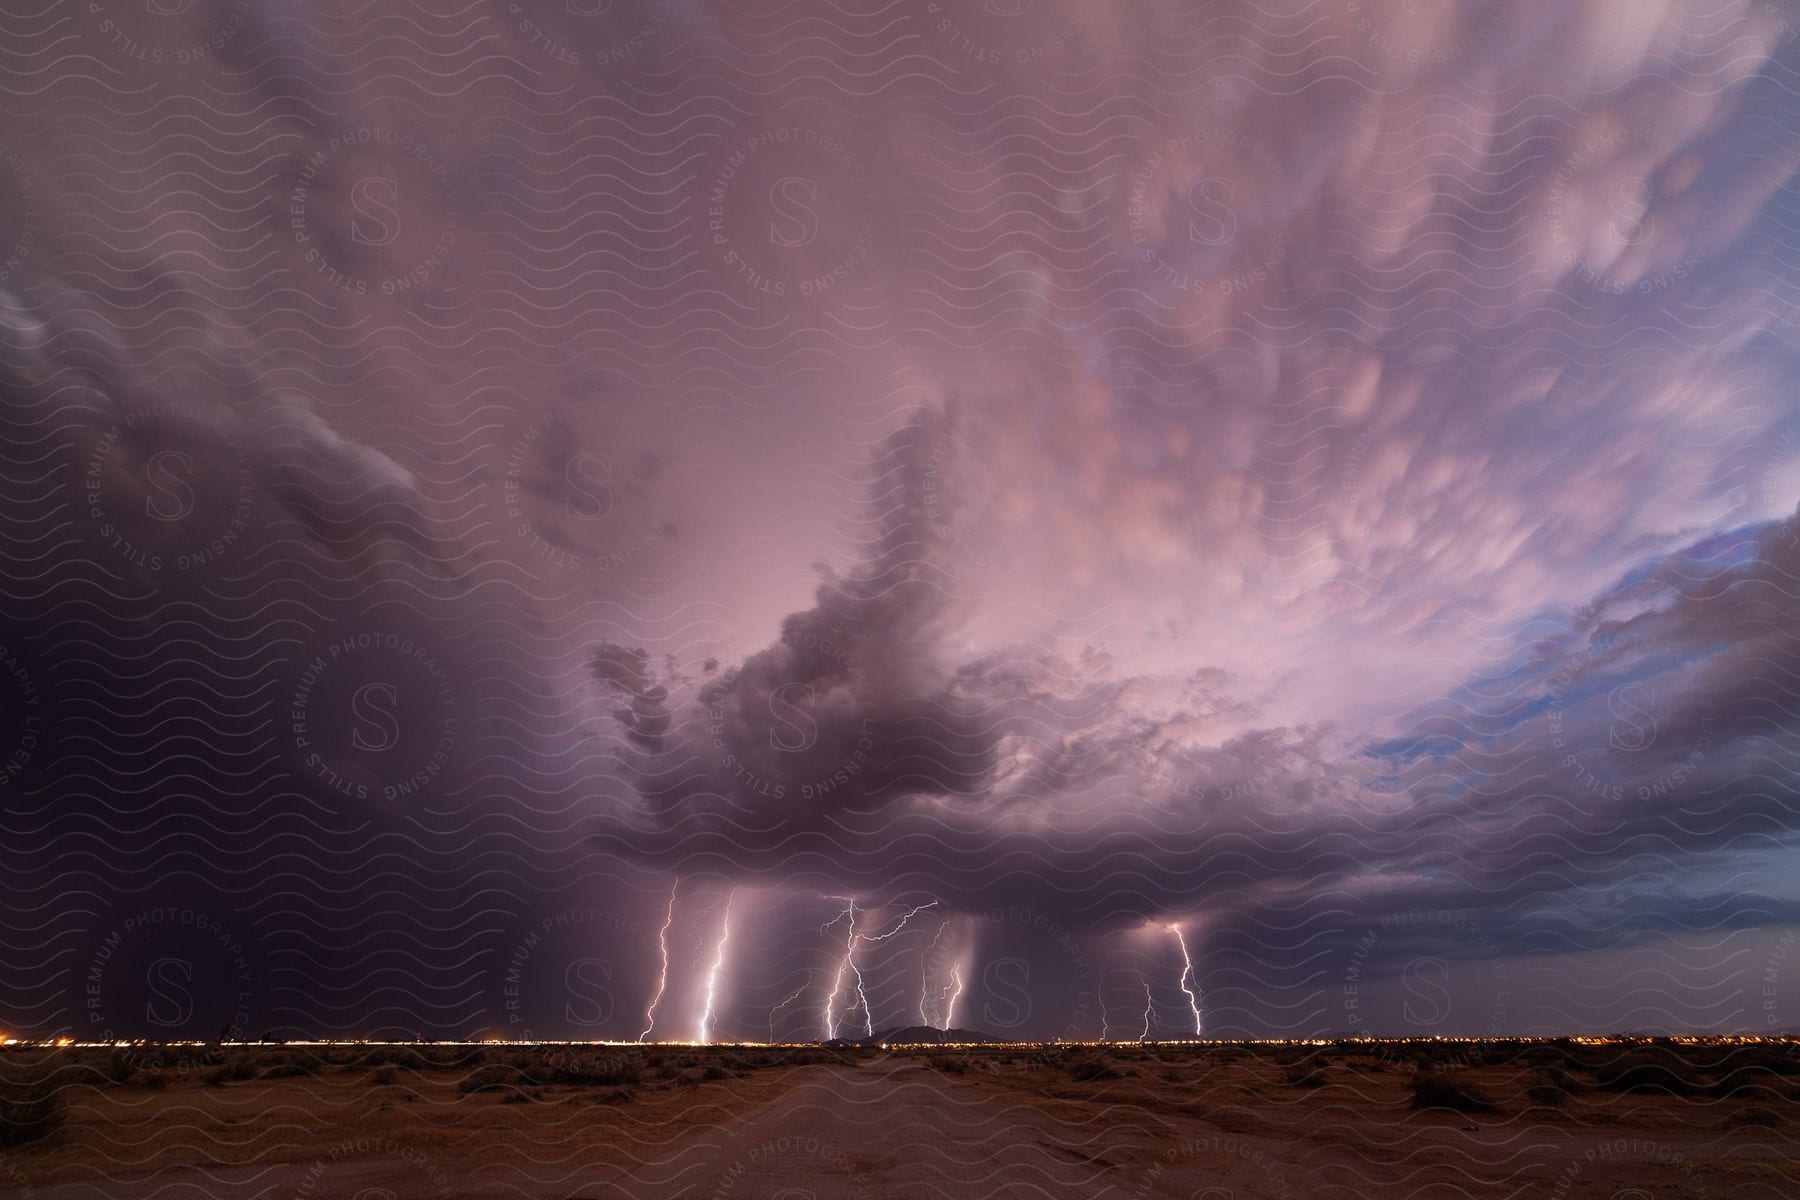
<box><xmin>852</xmin><ymin>1026</ymin><xmax>997</xmax><ymax>1045</ymax></box>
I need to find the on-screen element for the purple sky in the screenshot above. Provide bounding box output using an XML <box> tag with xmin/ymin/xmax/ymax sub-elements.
<box><xmin>2</xmin><ymin>0</ymin><xmax>1800</xmax><ymax>1042</ymax></box>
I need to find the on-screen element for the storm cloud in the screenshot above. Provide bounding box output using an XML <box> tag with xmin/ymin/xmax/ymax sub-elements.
<box><xmin>1</xmin><ymin>0</ymin><xmax>1799</xmax><ymax>1041</ymax></box>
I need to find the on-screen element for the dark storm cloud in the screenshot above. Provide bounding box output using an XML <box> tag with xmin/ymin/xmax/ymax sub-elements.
<box><xmin>0</xmin><ymin>284</ymin><xmax>455</xmax><ymax>587</ymax></box>
<box><xmin>590</xmin><ymin>415</ymin><xmax>1800</xmax><ymax>992</ymax></box>
<box><xmin>0</xmin><ymin>281</ymin><xmax>560</xmax><ymax>1038</ymax></box>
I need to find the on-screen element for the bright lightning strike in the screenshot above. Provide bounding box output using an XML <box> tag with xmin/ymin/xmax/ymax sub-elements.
<box><xmin>939</xmin><ymin>965</ymin><xmax>963</xmax><ymax>1031</ymax></box>
<box><xmin>821</xmin><ymin>898</ymin><xmax>857</xmax><ymax>1040</ymax></box>
<box><xmin>820</xmin><ymin>897</ymin><xmax>874</xmax><ymax>1039</ymax></box>
<box><xmin>1170</xmin><ymin>924</ymin><xmax>1203</xmax><ymax>1037</ymax></box>
<box><xmin>1137</xmin><ymin>972</ymin><xmax>1153</xmax><ymax>1043</ymax></box>
<box><xmin>821</xmin><ymin>897</ymin><xmax>941</xmax><ymax>1037</ymax></box>
<box><xmin>638</xmin><ymin>879</ymin><xmax>680</xmax><ymax>1043</ymax></box>
<box><xmin>698</xmin><ymin>889</ymin><xmax>734</xmax><ymax>1044</ymax></box>
<box><xmin>919</xmin><ymin>916</ymin><xmax>953</xmax><ymax>1026</ymax></box>
<box><xmin>768</xmin><ymin>974</ymin><xmax>811</xmax><ymax>1043</ymax></box>
<box><xmin>860</xmin><ymin>900</ymin><xmax>938</xmax><ymax>943</ymax></box>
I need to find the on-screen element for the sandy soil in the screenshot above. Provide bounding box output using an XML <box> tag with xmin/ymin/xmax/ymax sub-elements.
<box><xmin>2</xmin><ymin>1046</ymin><xmax>1794</xmax><ymax>1198</ymax></box>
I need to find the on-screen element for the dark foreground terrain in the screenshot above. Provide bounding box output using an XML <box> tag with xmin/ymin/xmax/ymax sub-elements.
<box><xmin>2</xmin><ymin>1039</ymin><xmax>1796</xmax><ymax>1197</ymax></box>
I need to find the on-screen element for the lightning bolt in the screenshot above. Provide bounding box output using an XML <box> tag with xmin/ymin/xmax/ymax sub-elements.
<box><xmin>820</xmin><ymin>897</ymin><xmax>873</xmax><ymax>1039</ymax></box>
<box><xmin>638</xmin><ymin>879</ymin><xmax>679</xmax><ymax>1043</ymax></box>
<box><xmin>821</xmin><ymin>898</ymin><xmax>856</xmax><ymax>1040</ymax></box>
<box><xmin>853</xmin><ymin>958</ymin><xmax>873</xmax><ymax>1039</ymax></box>
<box><xmin>920</xmin><ymin>915</ymin><xmax>953</xmax><ymax>1026</ymax></box>
<box><xmin>768</xmin><ymin>974</ymin><xmax>811</xmax><ymax>1043</ymax></box>
<box><xmin>939</xmin><ymin>965</ymin><xmax>963</xmax><ymax>1031</ymax></box>
<box><xmin>1137</xmin><ymin>972</ymin><xmax>1153</xmax><ymax>1043</ymax></box>
<box><xmin>698</xmin><ymin>889</ymin><xmax>735</xmax><ymax>1044</ymax></box>
<box><xmin>1170</xmin><ymin>924</ymin><xmax>1203</xmax><ymax>1038</ymax></box>
<box><xmin>819</xmin><ymin>897</ymin><xmax>940</xmax><ymax>1038</ymax></box>
<box><xmin>860</xmin><ymin>899</ymin><xmax>938</xmax><ymax>942</ymax></box>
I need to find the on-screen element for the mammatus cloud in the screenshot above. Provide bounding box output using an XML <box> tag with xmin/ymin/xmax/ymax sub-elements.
<box><xmin>591</xmin><ymin>405</ymin><xmax>1800</xmax><ymax>993</ymax></box>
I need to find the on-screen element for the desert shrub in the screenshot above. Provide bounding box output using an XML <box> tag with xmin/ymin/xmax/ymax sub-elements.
<box><xmin>1592</xmin><ymin>1051</ymin><xmax>1704</xmax><ymax>1097</ymax></box>
<box><xmin>1408</xmin><ymin>1066</ymin><xmax>1494</xmax><ymax>1114</ymax></box>
<box><xmin>542</xmin><ymin>1052</ymin><xmax>643</xmax><ymax>1088</ymax></box>
<box><xmin>1525</xmin><ymin>1065</ymin><xmax>1581</xmax><ymax>1109</ymax></box>
<box><xmin>500</xmin><ymin>1088</ymin><xmax>541</xmax><ymax>1104</ymax></box>
<box><xmin>1541</xmin><ymin>1064</ymin><xmax>1582</xmax><ymax>1089</ymax></box>
<box><xmin>456</xmin><ymin>1064</ymin><xmax>530</xmax><ymax>1095</ymax></box>
<box><xmin>1715</xmin><ymin>1044</ymin><xmax>1800</xmax><ymax>1079</ymax></box>
<box><xmin>1066</xmin><ymin>1053</ymin><xmax>1123</xmax><ymax>1083</ymax></box>
<box><xmin>357</xmin><ymin>1047</ymin><xmax>429</xmax><ymax>1072</ymax></box>
<box><xmin>103</xmin><ymin>1051</ymin><xmax>143</xmax><ymax>1084</ymax></box>
<box><xmin>1714</xmin><ymin>1079</ymin><xmax>1787</xmax><ymax>1104</ymax></box>
<box><xmin>1476</xmin><ymin>1043</ymin><xmax>1533</xmax><ymax>1072</ymax></box>
<box><xmin>418</xmin><ymin>1046</ymin><xmax>467</xmax><ymax>1067</ymax></box>
<box><xmin>788</xmin><ymin>1048</ymin><xmax>853</xmax><ymax>1068</ymax></box>
<box><xmin>1520</xmin><ymin>1045</ymin><xmax>1566</xmax><ymax>1070</ymax></box>
<box><xmin>369</xmin><ymin>1066</ymin><xmax>400</xmax><ymax>1086</ymax></box>
<box><xmin>0</xmin><ymin>1075</ymin><xmax>67</xmax><ymax>1149</ymax></box>
<box><xmin>1557</xmin><ymin>1041</ymin><xmax>1614</xmax><ymax>1074</ymax></box>
<box><xmin>103</xmin><ymin>1048</ymin><xmax>206</xmax><ymax>1084</ymax></box>
<box><xmin>203</xmin><ymin>1056</ymin><xmax>259</xmax><ymax>1087</ymax></box>
<box><xmin>1710</xmin><ymin>1047</ymin><xmax>1799</xmax><ymax>1097</ymax></box>
<box><xmin>1409</xmin><ymin>1043</ymin><xmax>1467</xmax><ymax>1068</ymax></box>
<box><xmin>259</xmin><ymin>1050</ymin><xmax>325</xmax><ymax>1079</ymax></box>
<box><xmin>1282</xmin><ymin>1057</ymin><xmax>1327</xmax><ymax>1088</ymax></box>
<box><xmin>1730</xmin><ymin>1105</ymin><xmax>1783</xmax><ymax>1128</ymax></box>
<box><xmin>928</xmin><ymin>1055</ymin><xmax>967</xmax><ymax>1074</ymax></box>
<box><xmin>126</xmin><ymin>1070</ymin><xmax>167</xmax><ymax>1090</ymax></box>
<box><xmin>1526</xmin><ymin>1082</ymin><xmax>1569</xmax><ymax>1108</ymax></box>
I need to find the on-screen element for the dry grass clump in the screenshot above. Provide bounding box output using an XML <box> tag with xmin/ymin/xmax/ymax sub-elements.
<box><xmin>456</xmin><ymin>1063</ymin><xmax>531</xmax><ymax>1095</ymax></box>
<box><xmin>1282</xmin><ymin>1056</ymin><xmax>1328</xmax><ymax>1088</ymax></box>
<box><xmin>1591</xmin><ymin>1050</ymin><xmax>1705</xmax><ymax>1097</ymax></box>
<box><xmin>1408</xmin><ymin>1065</ymin><xmax>1494</xmax><ymax>1114</ymax></box>
<box><xmin>1729</xmin><ymin>1105</ymin><xmax>1783</xmax><ymax>1128</ymax></box>
<box><xmin>1065</xmin><ymin>1052</ymin><xmax>1125</xmax><ymax>1083</ymax></box>
<box><xmin>538</xmin><ymin>1051</ymin><xmax>645</xmax><ymax>1088</ymax></box>
<box><xmin>0</xmin><ymin>1071</ymin><xmax>67</xmax><ymax>1149</ymax></box>
<box><xmin>354</xmin><ymin>1046</ymin><xmax>431</xmax><ymax>1072</ymax></box>
<box><xmin>203</xmin><ymin>1055</ymin><xmax>260</xmax><ymax>1086</ymax></box>
<box><xmin>452</xmin><ymin>1051</ymin><xmax>649</xmax><ymax>1098</ymax></box>
<box><xmin>1524</xmin><ymin>1065</ymin><xmax>1583</xmax><ymax>1109</ymax></box>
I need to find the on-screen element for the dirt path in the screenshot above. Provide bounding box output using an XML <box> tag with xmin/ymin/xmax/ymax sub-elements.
<box><xmin>572</xmin><ymin>1058</ymin><xmax>1284</xmax><ymax>1200</ymax></box>
<box><xmin>3</xmin><ymin>1062</ymin><xmax>1286</xmax><ymax>1200</ymax></box>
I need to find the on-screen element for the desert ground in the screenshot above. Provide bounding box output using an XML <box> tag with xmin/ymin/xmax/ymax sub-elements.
<box><xmin>1</xmin><ymin>1040</ymin><xmax>1795</xmax><ymax>1198</ymax></box>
